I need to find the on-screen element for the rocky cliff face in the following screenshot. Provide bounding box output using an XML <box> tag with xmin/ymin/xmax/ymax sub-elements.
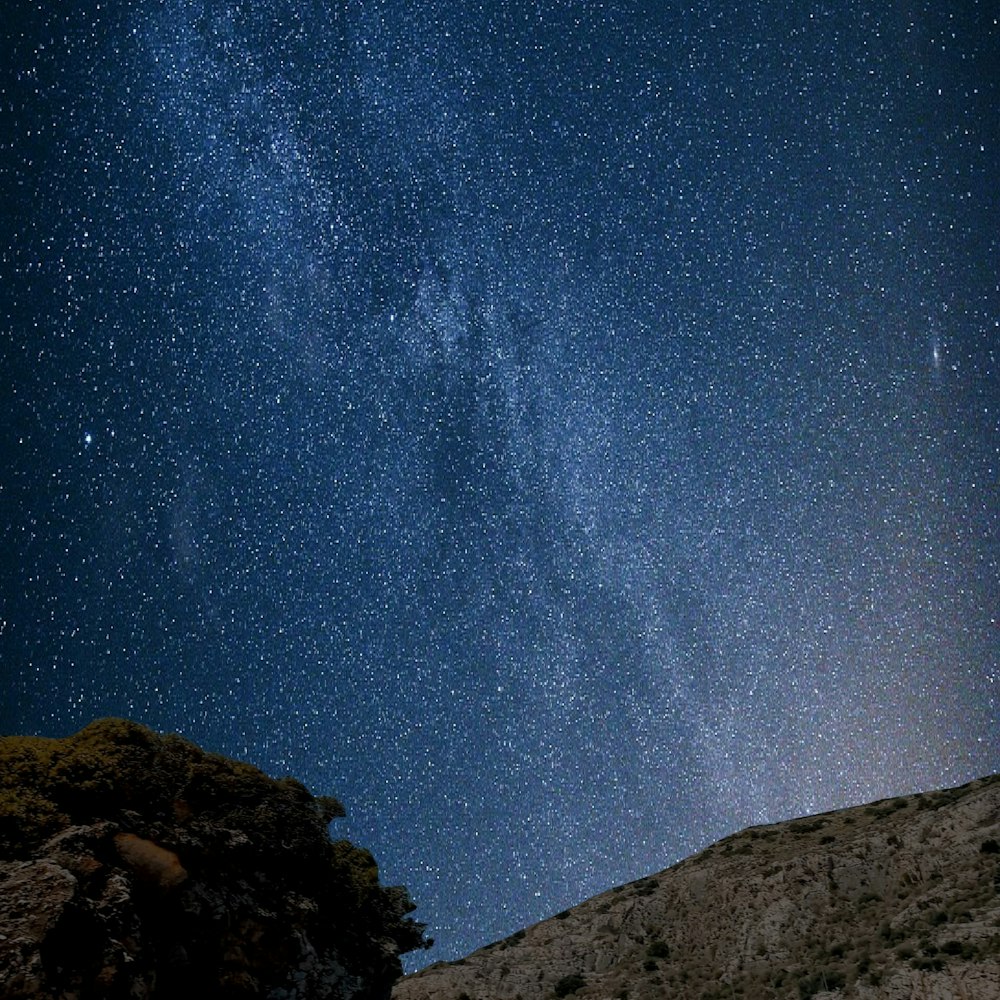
<box><xmin>0</xmin><ymin>718</ymin><xmax>428</xmax><ymax>999</ymax></box>
<box><xmin>395</xmin><ymin>777</ymin><xmax>1000</xmax><ymax>1000</ymax></box>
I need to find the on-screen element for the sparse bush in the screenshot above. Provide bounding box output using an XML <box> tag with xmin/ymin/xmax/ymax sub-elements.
<box><xmin>981</xmin><ymin>838</ymin><xmax>1000</xmax><ymax>854</ymax></box>
<box><xmin>552</xmin><ymin>973</ymin><xmax>586</xmax><ymax>997</ymax></box>
<box><xmin>797</xmin><ymin>968</ymin><xmax>845</xmax><ymax>999</ymax></box>
<box><xmin>633</xmin><ymin>878</ymin><xmax>659</xmax><ymax>897</ymax></box>
<box><xmin>790</xmin><ymin>819</ymin><xmax>825</xmax><ymax>835</ymax></box>
<box><xmin>647</xmin><ymin>939</ymin><xmax>670</xmax><ymax>959</ymax></box>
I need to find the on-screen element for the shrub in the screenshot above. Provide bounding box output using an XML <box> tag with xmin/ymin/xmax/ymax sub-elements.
<box><xmin>553</xmin><ymin>973</ymin><xmax>586</xmax><ymax>997</ymax></box>
<box><xmin>798</xmin><ymin>970</ymin><xmax>846</xmax><ymax>999</ymax></box>
<box><xmin>791</xmin><ymin>819</ymin><xmax>825</xmax><ymax>835</ymax></box>
<box><xmin>647</xmin><ymin>939</ymin><xmax>671</xmax><ymax>959</ymax></box>
<box><xmin>0</xmin><ymin>718</ymin><xmax>430</xmax><ymax>960</ymax></box>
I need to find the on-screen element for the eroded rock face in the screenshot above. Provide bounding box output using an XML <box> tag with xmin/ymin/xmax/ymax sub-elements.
<box><xmin>394</xmin><ymin>777</ymin><xmax>1000</xmax><ymax>1000</ymax></box>
<box><xmin>0</xmin><ymin>828</ymin><xmax>370</xmax><ymax>998</ymax></box>
<box><xmin>0</xmin><ymin>860</ymin><xmax>77</xmax><ymax>995</ymax></box>
<box><xmin>0</xmin><ymin>719</ymin><xmax>428</xmax><ymax>999</ymax></box>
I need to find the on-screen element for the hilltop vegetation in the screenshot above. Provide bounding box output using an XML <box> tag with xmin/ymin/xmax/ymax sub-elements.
<box><xmin>0</xmin><ymin>718</ymin><xmax>428</xmax><ymax>998</ymax></box>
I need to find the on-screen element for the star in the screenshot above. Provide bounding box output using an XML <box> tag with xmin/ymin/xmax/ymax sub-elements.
<box><xmin>2</xmin><ymin>0</ymin><xmax>996</xmax><ymax>973</ymax></box>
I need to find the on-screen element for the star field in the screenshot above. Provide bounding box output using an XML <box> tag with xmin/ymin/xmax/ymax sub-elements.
<box><xmin>2</xmin><ymin>0</ymin><xmax>998</xmax><ymax>970</ymax></box>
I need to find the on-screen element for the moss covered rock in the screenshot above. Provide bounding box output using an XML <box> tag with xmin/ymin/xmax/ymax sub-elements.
<box><xmin>0</xmin><ymin>718</ymin><xmax>428</xmax><ymax>999</ymax></box>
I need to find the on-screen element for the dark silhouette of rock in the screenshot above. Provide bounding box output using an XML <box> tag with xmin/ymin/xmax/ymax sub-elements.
<box><xmin>0</xmin><ymin>718</ymin><xmax>428</xmax><ymax>998</ymax></box>
<box><xmin>395</xmin><ymin>777</ymin><xmax>1000</xmax><ymax>1000</ymax></box>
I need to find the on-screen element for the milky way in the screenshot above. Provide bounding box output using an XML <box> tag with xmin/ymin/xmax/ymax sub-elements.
<box><xmin>3</xmin><ymin>0</ymin><xmax>998</xmax><ymax>968</ymax></box>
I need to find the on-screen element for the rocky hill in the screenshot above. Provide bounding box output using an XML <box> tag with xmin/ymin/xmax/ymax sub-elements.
<box><xmin>0</xmin><ymin>718</ymin><xmax>428</xmax><ymax>999</ymax></box>
<box><xmin>394</xmin><ymin>777</ymin><xmax>1000</xmax><ymax>1000</ymax></box>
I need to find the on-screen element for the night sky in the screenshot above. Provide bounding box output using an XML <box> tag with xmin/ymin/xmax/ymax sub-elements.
<box><xmin>2</xmin><ymin>0</ymin><xmax>998</xmax><ymax>970</ymax></box>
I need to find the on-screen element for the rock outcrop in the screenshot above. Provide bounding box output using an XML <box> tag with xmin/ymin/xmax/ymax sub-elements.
<box><xmin>0</xmin><ymin>718</ymin><xmax>428</xmax><ymax>999</ymax></box>
<box><xmin>395</xmin><ymin>776</ymin><xmax>1000</xmax><ymax>1000</ymax></box>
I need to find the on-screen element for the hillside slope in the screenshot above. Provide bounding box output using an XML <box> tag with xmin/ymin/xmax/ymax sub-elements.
<box><xmin>395</xmin><ymin>777</ymin><xmax>1000</xmax><ymax>1000</ymax></box>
